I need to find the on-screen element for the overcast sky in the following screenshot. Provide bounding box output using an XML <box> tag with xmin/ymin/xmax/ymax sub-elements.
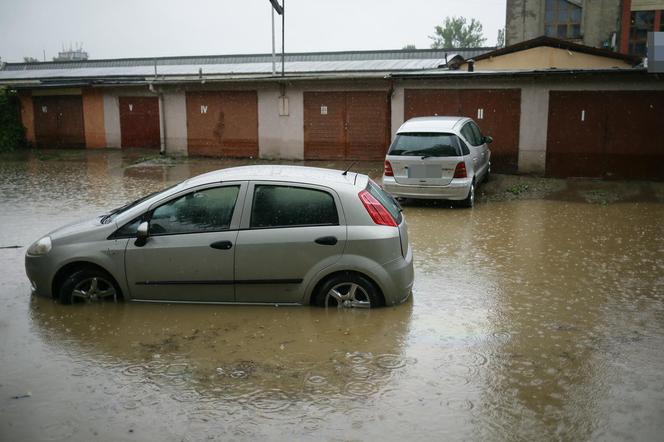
<box><xmin>0</xmin><ymin>0</ymin><xmax>506</xmax><ymax>62</ymax></box>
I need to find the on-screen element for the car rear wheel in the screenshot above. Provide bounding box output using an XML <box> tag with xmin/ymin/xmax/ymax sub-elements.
<box><xmin>314</xmin><ymin>273</ymin><xmax>380</xmax><ymax>309</ymax></box>
<box><xmin>458</xmin><ymin>181</ymin><xmax>475</xmax><ymax>208</ymax></box>
<box><xmin>59</xmin><ymin>268</ymin><xmax>119</xmax><ymax>305</ymax></box>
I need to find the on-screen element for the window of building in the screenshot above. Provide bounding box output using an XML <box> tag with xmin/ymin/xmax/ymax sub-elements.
<box><xmin>544</xmin><ymin>0</ymin><xmax>582</xmax><ymax>39</ymax></box>
<box><xmin>250</xmin><ymin>185</ymin><xmax>338</xmax><ymax>228</ymax></box>
<box><xmin>629</xmin><ymin>11</ymin><xmax>656</xmax><ymax>56</ymax></box>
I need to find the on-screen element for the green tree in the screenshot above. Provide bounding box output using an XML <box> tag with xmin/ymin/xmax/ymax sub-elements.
<box><xmin>402</xmin><ymin>44</ymin><xmax>417</xmax><ymax>50</ymax></box>
<box><xmin>429</xmin><ymin>16</ymin><xmax>487</xmax><ymax>48</ymax></box>
<box><xmin>0</xmin><ymin>88</ymin><xmax>27</xmax><ymax>151</ymax></box>
<box><xmin>497</xmin><ymin>28</ymin><xmax>505</xmax><ymax>48</ymax></box>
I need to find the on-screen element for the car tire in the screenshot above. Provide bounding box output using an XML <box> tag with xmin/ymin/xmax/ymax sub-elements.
<box><xmin>458</xmin><ymin>181</ymin><xmax>475</xmax><ymax>208</ymax></box>
<box><xmin>59</xmin><ymin>267</ymin><xmax>120</xmax><ymax>305</ymax></box>
<box><xmin>484</xmin><ymin>163</ymin><xmax>491</xmax><ymax>183</ymax></box>
<box><xmin>314</xmin><ymin>272</ymin><xmax>381</xmax><ymax>309</ymax></box>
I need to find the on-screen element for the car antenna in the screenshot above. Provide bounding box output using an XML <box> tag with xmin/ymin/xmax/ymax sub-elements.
<box><xmin>342</xmin><ymin>161</ymin><xmax>357</xmax><ymax>176</ymax></box>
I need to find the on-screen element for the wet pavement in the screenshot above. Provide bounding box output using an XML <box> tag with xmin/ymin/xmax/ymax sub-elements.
<box><xmin>1</xmin><ymin>149</ymin><xmax>663</xmax><ymax>441</ymax></box>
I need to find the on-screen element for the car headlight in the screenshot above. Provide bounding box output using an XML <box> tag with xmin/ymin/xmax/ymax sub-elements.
<box><xmin>27</xmin><ymin>236</ymin><xmax>52</xmax><ymax>256</ymax></box>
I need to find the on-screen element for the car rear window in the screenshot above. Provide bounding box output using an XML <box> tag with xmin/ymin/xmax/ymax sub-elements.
<box><xmin>250</xmin><ymin>185</ymin><xmax>338</xmax><ymax>228</ymax></box>
<box><xmin>367</xmin><ymin>180</ymin><xmax>402</xmax><ymax>225</ymax></box>
<box><xmin>388</xmin><ymin>132</ymin><xmax>462</xmax><ymax>157</ymax></box>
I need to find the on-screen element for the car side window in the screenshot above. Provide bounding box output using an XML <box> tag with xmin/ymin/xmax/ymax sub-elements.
<box><xmin>469</xmin><ymin>122</ymin><xmax>484</xmax><ymax>145</ymax></box>
<box><xmin>460</xmin><ymin>123</ymin><xmax>480</xmax><ymax>146</ymax></box>
<box><xmin>458</xmin><ymin>138</ymin><xmax>471</xmax><ymax>155</ymax></box>
<box><xmin>113</xmin><ymin>216</ymin><xmax>144</xmax><ymax>238</ymax></box>
<box><xmin>250</xmin><ymin>185</ymin><xmax>338</xmax><ymax>228</ymax></box>
<box><xmin>149</xmin><ymin>186</ymin><xmax>240</xmax><ymax>235</ymax></box>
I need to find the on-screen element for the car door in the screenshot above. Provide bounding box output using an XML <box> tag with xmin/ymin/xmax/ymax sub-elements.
<box><xmin>124</xmin><ymin>182</ymin><xmax>247</xmax><ymax>302</ymax></box>
<box><xmin>234</xmin><ymin>182</ymin><xmax>347</xmax><ymax>304</ymax></box>
<box><xmin>460</xmin><ymin>122</ymin><xmax>483</xmax><ymax>176</ymax></box>
<box><xmin>469</xmin><ymin>120</ymin><xmax>490</xmax><ymax>173</ymax></box>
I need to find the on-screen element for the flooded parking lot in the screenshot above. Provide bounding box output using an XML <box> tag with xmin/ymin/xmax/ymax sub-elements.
<box><xmin>1</xmin><ymin>150</ymin><xmax>663</xmax><ymax>441</ymax></box>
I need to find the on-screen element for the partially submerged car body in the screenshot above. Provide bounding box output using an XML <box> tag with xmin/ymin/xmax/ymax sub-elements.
<box><xmin>26</xmin><ymin>165</ymin><xmax>414</xmax><ymax>308</ymax></box>
<box><xmin>382</xmin><ymin>116</ymin><xmax>491</xmax><ymax>206</ymax></box>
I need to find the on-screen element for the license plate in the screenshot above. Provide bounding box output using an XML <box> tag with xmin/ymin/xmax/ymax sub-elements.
<box><xmin>407</xmin><ymin>164</ymin><xmax>440</xmax><ymax>179</ymax></box>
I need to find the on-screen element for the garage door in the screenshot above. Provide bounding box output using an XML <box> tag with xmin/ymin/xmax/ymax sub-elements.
<box><xmin>546</xmin><ymin>91</ymin><xmax>664</xmax><ymax>179</ymax></box>
<box><xmin>304</xmin><ymin>91</ymin><xmax>390</xmax><ymax>161</ymax></box>
<box><xmin>186</xmin><ymin>91</ymin><xmax>258</xmax><ymax>157</ymax></box>
<box><xmin>33</xmin><ymin>95</ymin><xmax>85</xmax><ymax>148</ymax></box>
<box><xmin>405</xmin><ymin>89</ymin><xmax>521</xmax><ymax>173</ymax></box>
<box><xmin>119</xmin><ymin>97</ymin><xmax>160</xmax><ymax>149</ymax></box>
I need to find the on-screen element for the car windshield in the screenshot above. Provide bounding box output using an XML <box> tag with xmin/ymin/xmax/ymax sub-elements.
<box><xmin>388</xmin><ymin>132</ymin><xmax>462</xmax><ymax>157</ymax></box>
<box><xmin>100</xmin><ymin>183</ymin><xmax>179</xmax><ymax>224</ymax></box>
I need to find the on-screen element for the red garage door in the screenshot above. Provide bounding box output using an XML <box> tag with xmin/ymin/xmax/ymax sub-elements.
<box><xmin>405</xmin><ymin>89</ymin><xmax>521</xmax><ymax>173</ymax></box>
<box><xmin>33</xmin><ymin>95</ymin><xmax>85</xmax><ymax>148</ymax></box>
<box><xmin>186</xmin><ymin>91</ymin><xmax>258</xmax><ymax>158</ymax></box>
<box><xmin>546</xmin><ymin>91</ymin><xmax>664</xmax><ymax>179</ymax></box>
<box><xmin>119</xmin><ymin>97</ymin><xmax>160</xmax><ymax>149</ymax></box>
<box><xmin>304</xmin><ymin>91</ymin><xmax>390</xmax><ymax>161</ymax></box>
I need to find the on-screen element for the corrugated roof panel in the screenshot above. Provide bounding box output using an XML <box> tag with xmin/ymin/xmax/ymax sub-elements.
<box><xmin>0</xmin><ymin>58</ymin><xmax>451</xmax><ymax>81</ymax></box>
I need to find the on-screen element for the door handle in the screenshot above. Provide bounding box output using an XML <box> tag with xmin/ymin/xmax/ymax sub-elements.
<box><xmin>210</xmin><ymin>240</ymin><xmax>233</xmax><ymax>250</ymax></box>
<box><xmin>315</xmin><ymin>236</ymin><xmax>338</xmax><ymax>246</ymax></box>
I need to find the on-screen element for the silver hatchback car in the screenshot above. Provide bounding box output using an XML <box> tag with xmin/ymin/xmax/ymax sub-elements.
<box><xmin>382</xmin><ymin>116</ymin><xmax>492</xmax><ymax>207</ymax></box>
<box><xmin>25</xmin><ymin>166</ymin><xmax>413</xmax><ymax>308</ymax></box>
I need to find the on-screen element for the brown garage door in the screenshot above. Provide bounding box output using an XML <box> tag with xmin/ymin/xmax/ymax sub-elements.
<box><xmin>119</xmin><ymin>97</ymin><xmax>160</xmax><ymax>149</ymax></box>
<box><xmin>304</xmin><ymin>91</ymin><xmax>390</xmax><ymax>161</ymax></box>
<box><xmin>33</xmin><ymin>95</ymin><xmax>85</xmax><ymax>148</ymax></box>
<box><xmin>186</xmin><ymin>91</ymin><xmax>258</xmax><ymax>158</ymax></box>
<box><xmin>546</xmin><ymin>91</ymin><xmax>664</xmax><ymax>179</ymax></box>
<box><xmin>405</xmin><ymin>89</ymin><xmax>521</xmax><ymax>173</ymax></box>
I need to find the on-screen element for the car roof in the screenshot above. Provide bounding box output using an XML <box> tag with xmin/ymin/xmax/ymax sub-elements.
<box><xmin>397</xmin><ymin>116</ymin><xmax>470</xmax><ymax>133</ymax></box>
<box><xmin>183</xmin><ymin>164</ymin><xmax>361</xmax><ymax>188</ymax></box>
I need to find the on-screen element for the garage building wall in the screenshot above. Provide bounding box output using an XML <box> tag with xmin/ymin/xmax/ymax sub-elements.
<box><xmin>82</xmin><ymin>88</ymin><xmax>106</xmax><ymax>148</ymax></box>
<box><xmin>163</xmin><ymin>91</ymin><xmax>188</xmax><ymax>155</ymax></box>
<box><xmin>258</xmin><ymin>87</ymin><xmax>304</xmax><ymax>160</ymax></box>
<box><xmin>103</xmin><ymin>94</ymin><xmax>121</xmax><ymax>148</ymax></box>
<box><xmin>393</xmin><ymin>75</ymin><xmax>664</xmax><ymax>175</ymax></box>
<box><xmin>18</xmin><ymin>91</ymin><xmax>35</xmax><ymax>145</ymax></box>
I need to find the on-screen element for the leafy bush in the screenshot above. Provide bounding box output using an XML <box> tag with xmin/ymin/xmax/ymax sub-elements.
<box><xmin>0</xmin><ymin>88</ymin><xmax>27</xmax><ymax>151</ymax></box>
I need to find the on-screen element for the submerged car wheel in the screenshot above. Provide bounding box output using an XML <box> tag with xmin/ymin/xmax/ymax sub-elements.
<box><xmin>59</xmin><ymin>268</ymin><xmax>119</xmax><ymax>305</ymax></box>
<box><xmin>459</xmin><ymin>181</ymin><xmax>475</xmax><ymax>208</ymax></box>
<box><xmin>315</xmin><ymin>273</ymin><xmax>380</xmax><ymax>309</ymax></box>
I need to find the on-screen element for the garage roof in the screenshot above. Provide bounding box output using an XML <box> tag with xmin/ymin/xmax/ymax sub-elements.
<box><xmin>0</xmin><ymin>48</ymin><xmax>492</xmax><ymax>85</ymax></box>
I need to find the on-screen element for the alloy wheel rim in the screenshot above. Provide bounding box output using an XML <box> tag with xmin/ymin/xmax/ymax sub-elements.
<box><xmin>324</xmin><ymin>282</ymin><xmax>371</xmax><ymax>309</ymax></box>
<box><xmin>72</xmin><ymin>277</ymin><xmax>117</xmax><ymax>303</ymax></box>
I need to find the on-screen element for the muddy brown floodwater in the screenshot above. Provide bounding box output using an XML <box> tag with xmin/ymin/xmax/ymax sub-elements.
<box><xmin>1</xmin><ymin>150</ymin><xmax>663</xmax><ymax>441</ymax></box>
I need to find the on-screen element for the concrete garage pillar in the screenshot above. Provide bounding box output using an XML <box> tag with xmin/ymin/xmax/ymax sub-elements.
<box><xmin>518</xmin><ymin>85</ymin><xmax>549</xmax><ymax>174</ymax></box>
<box><xmin>103</xmin><ymin>94</ymin><xmax>121</xmax><ymax>148</ymax></box>
<box><xmin>390</xmin><ymin>87</ymin><xmax>405</xmax><ymax>141</ymax></box>
<box><xmin>162</xmin><ymin>91</ymin><xmax>188</xmax><ymax>156</ymax></box>
<box><xmin>257</xmin><ymin>88</ymin><xmax>304</xmax><ymax>160</ymax></box>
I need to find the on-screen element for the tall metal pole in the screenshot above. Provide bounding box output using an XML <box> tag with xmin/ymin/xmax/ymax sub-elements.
<box><xmin>271</xmin><ymin>7</ymin><xmax>276</xmax><ymax>75</ymax></box>
<box><xmin>281</xmin><ymin>0</ymin><xmax>285</xmax><ymax>77</ymax></box>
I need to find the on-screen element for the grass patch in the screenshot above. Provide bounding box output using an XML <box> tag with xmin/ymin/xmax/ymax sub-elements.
<box><xmin>505</xmin><ymin>183</ymin><xmax>529</xmax><ymax>195</ymax></box>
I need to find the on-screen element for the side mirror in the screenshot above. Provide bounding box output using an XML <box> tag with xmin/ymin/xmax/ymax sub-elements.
<box><xmin>135</xmin><ymin>221</ymin><xmax>149</xmax><ymax>247</ymax></box>
<box><xmin>483</xmin><ymin>135</ymin><xmax>493</xmax><ymax>144</ymax></box>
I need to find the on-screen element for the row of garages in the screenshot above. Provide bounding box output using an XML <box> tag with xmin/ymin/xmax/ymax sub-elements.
<box><xmin>17</xmin><ymin>74</ymin><xmax>664</xmax><ymax>179</ymax></box>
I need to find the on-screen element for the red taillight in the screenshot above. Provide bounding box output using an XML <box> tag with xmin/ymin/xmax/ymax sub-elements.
<box><xmin>358</xmin><ymin>189</ymin><xmax>397</xmax><ymax>227</ymax></box>
<box><xmin>384</xmin><ymin>160</ymin><xmax>394</xmax><ymax>177</ymax></box>
<box><xmin>453</xmin><ymin>161</ymin><xmax>467</xmax><ymax>178</ymax></box>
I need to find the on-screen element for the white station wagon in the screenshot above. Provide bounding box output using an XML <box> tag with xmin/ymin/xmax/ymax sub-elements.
<box><xmin>26</xmin><ymin>165</ymin><xmax>414</xmax><ymax>309</ymax></box>
<box><xmin>382</xmin><ymin>116</ymin><xmax>492</xmax><ymax>207</ymax></box>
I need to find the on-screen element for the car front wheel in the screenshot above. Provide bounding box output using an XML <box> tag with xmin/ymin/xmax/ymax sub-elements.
<box><xmin>59</xmin><ymin>268</ymin><xmax>120</xmax><ymax>305</ymax></box>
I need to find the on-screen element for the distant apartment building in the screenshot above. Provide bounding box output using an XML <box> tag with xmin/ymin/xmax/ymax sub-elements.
<box><xmin>505</xmin><ymin>0</ymin><xmax>664</xmax><ymax>56</ymax></box>
<box><xmin>53</xmin><ymin>48</ymin><xmax>89</xmax><ymax>62</ymax></box>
